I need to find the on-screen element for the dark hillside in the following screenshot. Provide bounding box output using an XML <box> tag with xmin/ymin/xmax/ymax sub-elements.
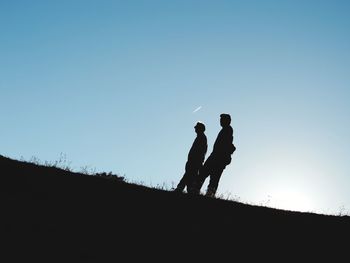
<box><xmin>1</xmin><ymin>155</ymin><xmax>349</xmax><ymax>261</ymax></box>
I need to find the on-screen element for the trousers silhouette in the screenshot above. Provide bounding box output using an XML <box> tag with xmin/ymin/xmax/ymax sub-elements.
<box><xmin>176</xmin><ymin>161</ymin><xmax>203</xmax><ymax>193</ymax></box>
<box><xmin>194</xmin><ymin>155</ymin><xmax>227</xmax><ymax>196</ymax></box>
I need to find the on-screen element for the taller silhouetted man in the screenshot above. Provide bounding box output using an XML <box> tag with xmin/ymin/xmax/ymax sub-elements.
<box><xmin>175</xmin><ymin>122</ymin><xmax>207</xmax><ymax>193</ymax></box>
<box><xmin>193</xmin><ymin>114</ymin><xmax>236</xmax><ymax>197</ymax></box>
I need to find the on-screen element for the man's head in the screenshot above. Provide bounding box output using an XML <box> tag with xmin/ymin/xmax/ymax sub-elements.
<box><xmin>220</xmin><ymin>113</ymin><xmax>231</xmax><ymax>127</ymax></box>
<box><xmin>194</xmin><ymin>121</ymin><xmax>206</xmax><ymax>133</ymax></box>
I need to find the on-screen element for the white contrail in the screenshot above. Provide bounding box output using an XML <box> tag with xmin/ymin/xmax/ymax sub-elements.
<box><xmin>193</xmin><ymin>106</ymin><xmax>202</xmax><ymax>113</ymax></box>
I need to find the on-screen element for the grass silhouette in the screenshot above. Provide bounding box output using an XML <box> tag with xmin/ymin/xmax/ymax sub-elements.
<box><xmin>2</xmin><ymin>154</ymin><xmax>349</xmax><ymax>262</ymax></box>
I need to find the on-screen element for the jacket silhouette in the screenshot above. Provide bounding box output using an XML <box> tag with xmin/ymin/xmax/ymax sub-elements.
<box><xmin>175</xmin><ymin>122</ymin><xmax>207</xmax><ymax>193</ymax></box>
<box><xmin>193</xmin><ymin>113</ymin><xmax>236</xmax><ymax>197</ymax></box>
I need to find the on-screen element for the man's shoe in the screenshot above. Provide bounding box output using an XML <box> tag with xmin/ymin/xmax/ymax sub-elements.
<box><xmin>205</xmin><ymin>187</ymin><xmax>216</xmax><ymax>198</ymax></box>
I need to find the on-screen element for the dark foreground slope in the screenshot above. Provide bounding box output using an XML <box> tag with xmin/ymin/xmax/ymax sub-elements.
<box><xmin>1</xmin><ymin>155</ymin><xmax>350</xmax><ymax>262</ymax></box>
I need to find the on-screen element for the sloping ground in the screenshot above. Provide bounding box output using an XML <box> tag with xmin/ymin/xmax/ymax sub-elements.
<box><xmin>1</xmin><ymin>155</ymin><xmax>349</xmax><ymax>262</ymax></box>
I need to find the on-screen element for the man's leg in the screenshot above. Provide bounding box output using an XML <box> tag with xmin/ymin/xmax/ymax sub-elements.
<box><xmin>206</xmin><ymin>166</ymin><xmax>225</xmax><ymax>197</ymax></box>
<box><xmin>176</xmin><ymin>161</ymin><xmax>201</xmax><ymax>192</ymax></box>
<box><xmin>192</xmin><ymin>158</ymin><xmax>212</xmax><ymax>194</ymax></box>
<box><xmin>175</xmin><ymin>162</ymin><xmax>192</xmax><ymax>192</ymax></box>
<box><xmin>175</xmin><ymin>172</ymin><xmax>187</xmax><ymax>192</ymax></box>
<box><xmin>186</xmin><ymin>164</ymin><xmax>202</xmax><ymax>194</ymax></box>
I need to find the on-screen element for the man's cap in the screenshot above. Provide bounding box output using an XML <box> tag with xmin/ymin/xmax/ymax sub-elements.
<box><xmin>194</xmin><ymin>121</ymin><xmax>206</xmax><ymax>131</ymax></box>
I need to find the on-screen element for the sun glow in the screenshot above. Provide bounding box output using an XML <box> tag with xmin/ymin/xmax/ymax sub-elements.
<box><xmin>242</xmin><ymin>149</ymin><xmax>324</xmax><ymax>213</ymax></box>
<box><xmin>269</xmin><ymin>187</ymin><xmax>315</xmax><ymax>212</ymax></box>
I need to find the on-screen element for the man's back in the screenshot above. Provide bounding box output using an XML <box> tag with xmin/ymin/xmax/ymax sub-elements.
<box><xmin>212</xmin><ymin>125</ymin><xmax>233</xmax><ymax>157</ymax></box>
<box><xmin>188</xmin><ymin>133</ymin><xmax>207</xmax><ymax>164</ymax></box>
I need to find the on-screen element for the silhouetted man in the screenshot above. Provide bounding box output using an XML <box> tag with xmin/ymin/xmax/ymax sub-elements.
<box><xmin>175</xmin><ymin>122</ymin><xmax>207</xmax><ymax>193</ymax></box>
<box><xmin>193</xmin><ymin>114</ymin><xmax>236</xmax><ymax>197</ymax></box>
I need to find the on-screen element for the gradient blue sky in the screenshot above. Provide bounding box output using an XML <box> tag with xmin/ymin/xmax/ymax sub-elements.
<box><xmin>1</xmin><ymin>0</ymin><xmax>350</xmax><ymax>214</ymax></box>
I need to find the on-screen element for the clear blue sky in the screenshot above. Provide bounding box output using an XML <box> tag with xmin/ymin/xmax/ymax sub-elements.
<box><xmin>1</xmin><ymin>0</ymin><xmax>350</xmax><ymax>214</ymax></box>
